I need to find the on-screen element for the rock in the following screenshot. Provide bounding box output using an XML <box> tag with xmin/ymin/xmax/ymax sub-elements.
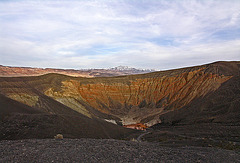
<box><xmin>54</xmin><ymin>134</ymin><xmax>63</xmax><ymax>139</ymax></box>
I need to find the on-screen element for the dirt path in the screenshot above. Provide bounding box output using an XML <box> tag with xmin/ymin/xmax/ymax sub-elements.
<box><xmin>137</xmin><ymin>131</ymin><xmax>151</xmax><ymax>142</ymax></box>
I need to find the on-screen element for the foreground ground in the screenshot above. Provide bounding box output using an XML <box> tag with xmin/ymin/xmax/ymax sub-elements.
<box><xmin>141</xmin><ymin>123</ymin><xmax>240</xmax><ymax>150</ymax></box>
<box><xmin>0</xmin><ymin>139</ymin><xmax>240</xmax><ymax>163</ymax></box>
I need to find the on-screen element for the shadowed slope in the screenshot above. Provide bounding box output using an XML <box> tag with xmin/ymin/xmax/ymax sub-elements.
<box><xmin>159</xmin><ymin>75</ymin><xmax>240</xmax><ymax>124</ymax></box>
<box><xmin>0</xmin><ymin>113</ymin><xmax>135</xmax><ymax>140</ymax></box>
<box><xmin>0</xmin><ymin>93</ymin><xmax>43</xmax><ymax>119</ymax></box>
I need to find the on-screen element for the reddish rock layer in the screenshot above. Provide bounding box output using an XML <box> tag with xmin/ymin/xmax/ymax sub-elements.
<box><xmin>51</xmin><ymin>69</ymin><xmax>230</xmax><ymax>113</ymax></box>
<box><xmin>123</xmin><ymin>123</ymin><xmax>147</xmax><ymax>130</ymax></box>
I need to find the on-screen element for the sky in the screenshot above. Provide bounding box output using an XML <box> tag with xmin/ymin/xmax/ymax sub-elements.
<box><xmin>0</xmin><ymin>0</ymin><xmax>240</xmax><ymax>70</ymax></box>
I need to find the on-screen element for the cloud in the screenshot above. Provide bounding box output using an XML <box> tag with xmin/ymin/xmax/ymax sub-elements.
<box><xmin>0</xmin><ymin>0</ymin><xmax>240</xmax><ymax>69</ymax></box>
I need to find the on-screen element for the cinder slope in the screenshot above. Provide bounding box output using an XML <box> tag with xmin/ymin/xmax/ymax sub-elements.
<box><xmin>0</xmin><ymin>113</ymin><xmax>135</xmax><ymax>140</ymax></box>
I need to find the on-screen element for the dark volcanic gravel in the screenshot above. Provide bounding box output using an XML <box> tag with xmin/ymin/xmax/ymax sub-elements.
<box><xmin>0</xmin><ymin>139</ymin><xmax>240</xmax><ymax>163</ymax></box>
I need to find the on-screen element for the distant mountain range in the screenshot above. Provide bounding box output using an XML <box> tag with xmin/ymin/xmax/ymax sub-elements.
<box><xmin>110</xmin><ymin>65</ymin><xmax>155</xmax><ymax>72</ymax></box>
<box><xmin>0</xmin><ymin>65</ymin><xmax>155</xmax><ymax>77</ymax></box>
